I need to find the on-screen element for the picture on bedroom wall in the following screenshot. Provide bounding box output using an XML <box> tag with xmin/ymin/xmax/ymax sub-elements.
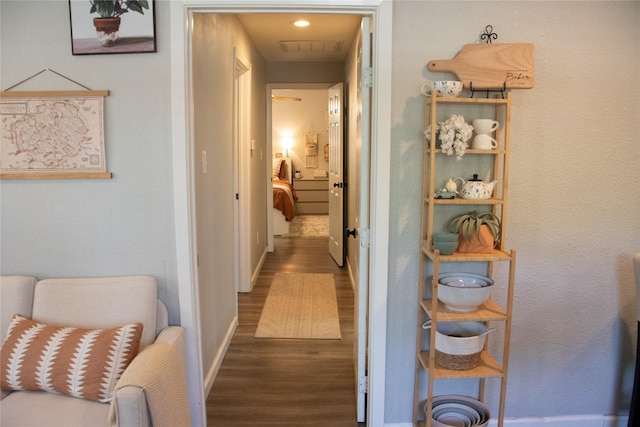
<box><xmin>69</xmin><ymin>0</ymin><xmax>156</xmax><ymax>55</ymax></box>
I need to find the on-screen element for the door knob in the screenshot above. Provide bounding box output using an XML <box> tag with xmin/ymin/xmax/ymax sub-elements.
<box><xmin>346</xmin><ymin>228</ymin><xmax>357</xmax><ymax>238</ymax></box>
<box><xmin>333</xmin><ymin>182</ymin><xmax>343</xmax><ymax>188</ymax></box>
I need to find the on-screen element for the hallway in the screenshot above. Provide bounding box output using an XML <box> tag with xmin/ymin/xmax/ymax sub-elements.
<box><xmin>206</xmin><ymin>237</ymin><xmax>363</xmax><ymax>426</ymax></box>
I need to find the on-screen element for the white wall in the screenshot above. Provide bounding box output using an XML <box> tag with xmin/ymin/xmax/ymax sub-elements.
<box><xmin>387</xmin><ymin>0</ymin><xmax>640</xmax><ymax>423</ymax></box>
<box><xmin>272</xmin><ymin>88</ymin><xmax>330</xmax><ymax>178</ymax></box>
<box><xmin>0</xmin><ymin>1</ymin><xmax>180</xmax><ymax>324</ymax></box>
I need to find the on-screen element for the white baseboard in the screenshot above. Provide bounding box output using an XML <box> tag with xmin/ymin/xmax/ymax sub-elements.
<box><xmin>202</xmin><ymin>315</ymin><xmax>238</xmax><ymax>397</ymax></box>
<box><xmin>385</xmin><ymin>415</ymin><xmax>629</xmax><ymax>427</ymax></box>
<box><xmin>250</xmin><ymin>246</ymin><xmax>268</xmax><ymax>291</ymax></box>
<box><xmin>346</xmin><ymin>255</ymin><xmax>356</xmax><ymax>293</ymax></box>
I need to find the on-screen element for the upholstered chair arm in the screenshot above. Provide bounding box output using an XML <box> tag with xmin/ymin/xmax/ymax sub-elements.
<box><xmin>110</xmin><ymin>326</ymin><xmax>188</xmax><ymax>427</ymax></box>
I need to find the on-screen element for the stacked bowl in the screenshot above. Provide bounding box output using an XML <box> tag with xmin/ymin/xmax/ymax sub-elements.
<box><xmin>437</xmin><ymin>273</ymin><xmax>494</xmax><ymax>312</ymax></box>
<box><xmin>426</xmin><ymin>395</ymin><xmax>491</xmax><ymax>427</ymax></box>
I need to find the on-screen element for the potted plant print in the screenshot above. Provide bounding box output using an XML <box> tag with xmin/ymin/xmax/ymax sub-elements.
<box><xmin>90</xmin><ymin>0</ymin><xmax>149</xmax><ymax>46</ymax></box>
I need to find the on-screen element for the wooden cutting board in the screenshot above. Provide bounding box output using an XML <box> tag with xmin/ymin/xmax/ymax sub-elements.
<box><xmin>428</xmin><ymin>43</ymin><xmax>535</xmax><ymax>90</ymax></box>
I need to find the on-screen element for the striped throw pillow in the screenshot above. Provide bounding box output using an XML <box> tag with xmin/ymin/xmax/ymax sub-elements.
<box><xmin>1</xmin><ymin>314</ymin><xmax>142</xmax><ymax>402</ymax></box>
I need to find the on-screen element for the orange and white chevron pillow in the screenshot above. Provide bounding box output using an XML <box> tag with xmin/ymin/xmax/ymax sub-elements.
<box><xmin>0</xmin><ymin>314</ymin><xmax>142</xmax><ymax>402</ymax></box>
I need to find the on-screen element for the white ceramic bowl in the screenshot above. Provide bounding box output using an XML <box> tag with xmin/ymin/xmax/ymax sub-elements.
<box><xmin>438</xmin><ymin>281</ymin><xmax>492</xmax><ymax>312</ymax></box>
<box><xmin>432</xmin><ymin>273</ymin><xmax>493</xmax><ymax>312</ymax></box>
<box><xmin>435</xmin><ymin>321</ymin><xmax>490</xmax><ymax>355</ymax></box>
<box><xmin>438</xmin><ymin>273</ymin><xmax>494</xmax><ymax>287</ymax></box>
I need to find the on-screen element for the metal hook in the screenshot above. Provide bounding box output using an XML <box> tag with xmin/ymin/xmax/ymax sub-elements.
<box><xmin>480</xmin><ymin>25</ymin><xmax>498</xmax><ymax>44</ymax></box>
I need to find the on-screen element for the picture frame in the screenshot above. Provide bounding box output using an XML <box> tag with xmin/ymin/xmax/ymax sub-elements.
<box><xmin>69</xmin><ymin>0</ymin><xmax>156</xmax><ymax>55</ymax></box>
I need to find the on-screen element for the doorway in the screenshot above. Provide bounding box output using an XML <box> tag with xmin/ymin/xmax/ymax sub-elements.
<box><xmin>170</xmin><ymin>3</ymin><xmax>392</xmax><ymax>426</ymax></box>
<box><xmin>268</xmin><ymin>85</ymin><xmax>333</xmax><ymax>252</ymax></box>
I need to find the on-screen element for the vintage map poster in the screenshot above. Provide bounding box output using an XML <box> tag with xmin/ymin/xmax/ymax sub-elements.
<box><xmin>0</xmin><ymin>91</ymin><xmax>109</xmax><ymax>178</ymax></box>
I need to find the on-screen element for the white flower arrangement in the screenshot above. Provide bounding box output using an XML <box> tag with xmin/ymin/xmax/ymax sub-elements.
<box><xmin>424</xmin><ymin>114</ymin><xmax>474</xmax><ymax>160</ymax></box>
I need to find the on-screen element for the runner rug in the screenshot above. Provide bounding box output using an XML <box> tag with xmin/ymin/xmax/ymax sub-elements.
<box><xmin>255</xmin><ymin>272</ymin><xmax>341</xmax><ymax>339</ymax></box>
<box><xmin>287</xmin><ymin>215</ymin><xmax>329</xmax><ymax>237</ymax></box>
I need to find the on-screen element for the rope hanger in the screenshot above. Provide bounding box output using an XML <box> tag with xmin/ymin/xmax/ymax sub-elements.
<box><xmin>3</xmin><ymin>68</ymin><xmax>93</xmax><ymax>92</ymax></box>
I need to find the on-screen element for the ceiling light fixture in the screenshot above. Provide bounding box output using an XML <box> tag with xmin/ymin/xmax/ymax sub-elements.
<box><xmin>292</xmin><ymin>20</ymin><xmax>310</xmax><ymax>27</ymax></box>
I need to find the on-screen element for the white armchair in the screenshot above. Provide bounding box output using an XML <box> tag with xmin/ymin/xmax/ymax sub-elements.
<box><xmin>0</xmin><ymin>275</ymin><xmax>190</xmax><ymax>427</ymax></box>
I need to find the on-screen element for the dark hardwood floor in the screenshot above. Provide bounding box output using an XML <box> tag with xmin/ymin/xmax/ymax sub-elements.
<box><xmin>206</xmin><ymin>236</ymin><xmax>363</xmax><ymax>426</ymax></box>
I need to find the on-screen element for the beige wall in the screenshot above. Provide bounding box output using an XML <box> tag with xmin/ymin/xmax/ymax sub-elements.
<box><xmin>192</xmin><ymin>12</ymin><xmax>267</xmax><ymax>390</ymax></box>
<box><xmin>272</xmin><ymin>88</ymin><xmax>330</xmax><ymax>177</ymax></box>
<box><xmin>267</xmin><ymin>61</ymin><xmax>344</xmax><ymax>83</ymax></box>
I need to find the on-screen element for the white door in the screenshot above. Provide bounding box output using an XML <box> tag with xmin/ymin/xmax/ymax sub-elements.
<box><xmin>354</xmin><ymin>16</ymin><xmax>372</xmax><ymax>422</ymax></box>
<box><xmin>328</xmin><ymin>83</ymin><xmax>344</xmax><ymax>266</ymax></box>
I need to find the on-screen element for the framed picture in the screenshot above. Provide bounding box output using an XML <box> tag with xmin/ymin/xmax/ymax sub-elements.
<box><xmin>69</xmin><ymin>0</ymin><xmax>156</xmax><ymax>55</ymax></box>
<box><xmin>0</xmin><ymin>90</ymin><xmax>112</xmax><ymax>180</ymax></box>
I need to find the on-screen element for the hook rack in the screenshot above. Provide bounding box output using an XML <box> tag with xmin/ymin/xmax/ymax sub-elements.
<box><xmin>470</xmin><ymin>81</ymin><xmax>507</xmax><ymax>99</ymax></box>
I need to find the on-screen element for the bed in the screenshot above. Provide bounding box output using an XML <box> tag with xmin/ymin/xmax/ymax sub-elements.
<box><xmin>272</xmin><ymin>158</ymin><xmax>298</xmax><ymax>235</ymax></box>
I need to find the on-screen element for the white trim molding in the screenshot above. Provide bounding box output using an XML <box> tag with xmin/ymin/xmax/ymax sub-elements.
<box><xmin>171</xmin><ymin>2</ymin><xmax>392</xmax><ymax>426</ymax></box>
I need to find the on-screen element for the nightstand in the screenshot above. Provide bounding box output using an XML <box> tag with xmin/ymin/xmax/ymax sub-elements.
<box><xmin>295</xmin><ymin>178</ymin><xmax>328</xmax><ymax>214</ymax></box>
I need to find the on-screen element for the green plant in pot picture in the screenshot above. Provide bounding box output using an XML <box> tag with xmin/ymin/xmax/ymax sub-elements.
<box><xmin>90</xmin><ymin>0</ymin><xmax>149</xmax><ymax>47</ymax></box>
<box><xmin>448</xmin><ymin>211</ymin><xmax>501</xmax><ymax>254</ymax></box>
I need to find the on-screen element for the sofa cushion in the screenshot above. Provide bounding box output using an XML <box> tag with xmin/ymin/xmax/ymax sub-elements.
<box><xmin>32</xmin><ymin>276</ymin><xmax>158</xmax><ymax>347</ymax></box>
<box><xmin>0</xmin><ymin>276</ymin><xmax>37</xmax><ymax>343</ymax></box>
<box><xmin>1</xmin><ymin>315</ymin><xmax>142</xmax><ymax>402</ymax></box>
<box><xmin>0</xmin><ymin>389</ymin><xmax>110</xmax><ymax>426</ymax></box>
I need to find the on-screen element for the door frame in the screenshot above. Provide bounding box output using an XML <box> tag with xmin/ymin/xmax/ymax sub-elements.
<box><xmin>170</xmin><ymin>2</ymin><xmax>391</xmax><ymax>425</ymax></box>
<box><xmin>234</xmin><ymin>52</ymin><xmax>252</xmax><ymax>292</ymax></box>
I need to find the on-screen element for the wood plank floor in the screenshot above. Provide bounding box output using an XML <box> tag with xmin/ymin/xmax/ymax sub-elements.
<box><xmin>206</xmin><ymin>236</ymin><xmax>364</xmax><ymax>426</ymax></box>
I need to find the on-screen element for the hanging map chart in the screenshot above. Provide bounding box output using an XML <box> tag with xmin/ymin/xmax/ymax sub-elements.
<box><xmin>0</xmin><ymin>90</ymin><xmax>111</xmax><ymax>180</ymax></box>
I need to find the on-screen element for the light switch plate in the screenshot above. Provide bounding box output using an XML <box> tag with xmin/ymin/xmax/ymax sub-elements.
<box><xmin>202</xmin><ymin>150</ymin><xmax>207</xmax><ymax>174</ymax></box>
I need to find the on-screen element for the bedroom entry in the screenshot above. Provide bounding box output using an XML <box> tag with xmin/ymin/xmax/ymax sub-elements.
<box><xmin>269</xmin><ymin>87</ymin><xmax>334</xmax><ymax>247</ymax></box>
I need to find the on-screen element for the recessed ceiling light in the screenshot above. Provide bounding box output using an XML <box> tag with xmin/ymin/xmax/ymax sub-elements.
<box><xmin>292</xmin><ymin>20</ymin><xmax>310</xmax><ymax>27</ymax></box>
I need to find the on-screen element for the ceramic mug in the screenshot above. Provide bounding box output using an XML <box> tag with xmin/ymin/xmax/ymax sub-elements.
<box><xmin>421</xmin><ymin>80</ymin><xmax>463</xmax><ymax>97</ymax></box>
<box><xmin>472</xmin><ymin>134</ymin><xmax>498</xmax><ymax>149</ymax></box>
<box><xmin>472</xmin><ymin>119</ymin><xmax>499</xmax><ymax>135</ymax></box>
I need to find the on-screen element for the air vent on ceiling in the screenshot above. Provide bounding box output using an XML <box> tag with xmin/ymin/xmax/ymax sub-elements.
<box><xmin>279</xmin><ymin>40</ymin><xmax>344</xmax><ymax>53</ymax></box>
